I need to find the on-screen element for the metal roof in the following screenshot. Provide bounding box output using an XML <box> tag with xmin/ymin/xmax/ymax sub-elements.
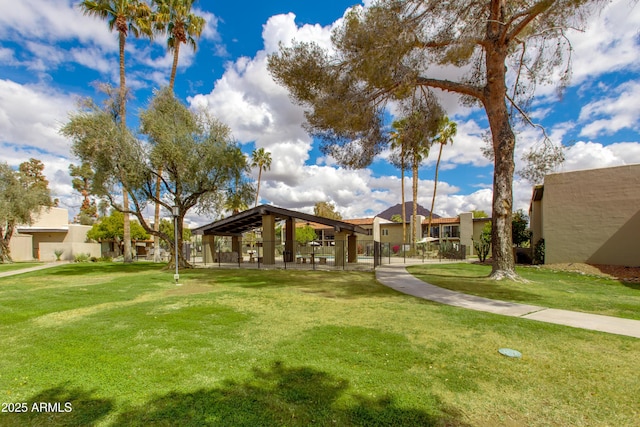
<box><xmin>193</xmin><ymin>204</ymin><xmax>370</xmax><ymax>237</ymax></box>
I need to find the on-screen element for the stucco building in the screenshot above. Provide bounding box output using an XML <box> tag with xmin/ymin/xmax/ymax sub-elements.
<box><xmin>529</xmin><ymin>164</ymin><xmax>640</xmax><ymax>266</ymax></box>
<box><xmin>9</xmin><ymin>207</ymin><xmax>101</xmax><ymax>262</ymax></box>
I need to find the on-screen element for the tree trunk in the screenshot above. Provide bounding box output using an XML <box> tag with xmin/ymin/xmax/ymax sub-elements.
<box><xmin>119</xmin><ymin>30</ymin><xmax>132</xmax><ymax>263</ymax></box>
<box><xmin>255</xmin><ymin>168</ymin><xmax>262</xmax><ymax>207</ymax></box>
<box><xmin>169</xmin><ymin>42</ymin><xmax>181</xmax><ymax>90</ymax></box>
<box><xmin>484</xmin><ymin>37</ymin><xmax>517</xmax><ymax>280</ymax></box>
<box><xmin>0</xmin><ymin>222</ymin><xmax>14</xmax><ymax>263</ymax></box>
<box><xmin>401</xmin><ymin>146</ymin><xmax>406</xmax><ymax>243</ymax></box>
<box><xmin>412</xmin><ymin>158</ymin><xmax>418</xmax><ymax>249</ymax></box>
<box><xmin>168</xmin><ymin>213</ymin><xmax>191</xmax><ymax>269</ymax></box>
<box><xmin>153</xmin><ymin>171</ymin><xmax>162</xmax><ymax>263</ymax></box>
<box><xmin>427</xmin><ymin>143</ymin><xmax>444</xmax><ymax>246</ymax></box>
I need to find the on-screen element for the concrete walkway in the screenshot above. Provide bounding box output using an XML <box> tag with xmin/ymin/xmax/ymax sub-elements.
<box><xmin>376</xmin><ymin>263</ymin><xmax>640</xmax><ymax>339</ymax></box>
<box><xmin>0</xmin><ymin>262</ymin><xmax>69</xmax><ymax>278</ymax></box>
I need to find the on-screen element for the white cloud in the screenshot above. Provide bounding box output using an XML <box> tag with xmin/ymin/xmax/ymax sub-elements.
<box><xmin>578</xmin><ymin>81</ymin><xmax>640</xmax><ymax>138</ymax></box>
<box><xmin>0</xmin><ymin>79</ymin><xmax>75</xmax><ymax>158</ymax></box>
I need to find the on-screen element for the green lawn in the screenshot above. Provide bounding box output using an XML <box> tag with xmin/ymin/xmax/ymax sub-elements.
<box><xmin>0</xmin><ymin>262</ymin><xmax>44</xmax><ymax>273</ymax></box>
<box><xmin>408</xmin><ymin>263</ymin><xmax>640</xmax><ymax>320</ymax></box>
<box><xmin>0</xmin><ymin>263</ymin><xmax>638</xmax><ymax>426</ymax></box>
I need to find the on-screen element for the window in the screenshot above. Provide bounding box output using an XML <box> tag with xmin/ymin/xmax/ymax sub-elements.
<box><xmin>382</xmin><ymin>229</ymin><xmax>389</xmax><ymax>236</ymax></box>
<box><xmin>442</xmin><ymin>225</ymin><xmax>460</xmax><ymax>238</ymax></box>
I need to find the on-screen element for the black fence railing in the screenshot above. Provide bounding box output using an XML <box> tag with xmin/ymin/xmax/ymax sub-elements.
<box><xmin>190</xmin><ymin>239</ymin><xmax>466</xmax><ymax>270</ymax></box>
<box><xmin>197</xmin><ymin>239</ymin><xmax>377</xmax><ymax>270</ymax></box>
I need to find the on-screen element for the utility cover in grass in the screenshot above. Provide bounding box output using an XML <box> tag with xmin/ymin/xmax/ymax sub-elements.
<box><xmin>498</xmin><ymin>348</ymin><xmax>522</xmax><ymax>358</ymax></box>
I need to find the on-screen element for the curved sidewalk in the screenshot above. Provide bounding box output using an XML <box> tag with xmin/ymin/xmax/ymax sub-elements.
<box><xmin>0</xmin><ymin>262</ymin><xmax>69</xmax><ymax>278</ymax></box>
<box><xmin>376</xmin><ymin>264</ymin><xmax>640</xmax><ymax>339</ymax></box>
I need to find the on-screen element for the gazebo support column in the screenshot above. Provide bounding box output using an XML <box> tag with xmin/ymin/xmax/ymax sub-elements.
<box><xmin>202</xmin><ymin>235</ymin><xmax>215</xmax><ymax>264</ymax></box>
<box><xmin>348</xmin><ymin>234</ymin><xmax>358</xmax><ymax>263</ymax></box>
<box><xmin>335</xmin><ymin>231</ymin><xmax>348</xmax><ymax>267</ymax></box>
<box><xmin>285</xmin><ymin>217</ymin><xmax>295</xmax><ymax>262</ymax></box>
<box><xmin>262</xmin><ymin>214</ymin><xmax>276</xmax><ymax>265</ymax></box>
<box><xmin>232</xmin><ymin>236</ymin><xmax>241</xmax><ymax>262</ymax></box>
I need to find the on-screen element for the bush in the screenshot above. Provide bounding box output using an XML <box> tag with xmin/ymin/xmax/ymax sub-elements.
<box><xmin>53</xmin><ymin>249</ymin><xmax>64</xmax><ymax>261</ymax></box>
<box><xmin>74</xmin><ymin>253</ymin><xmax>90</xmax><ymax>263</ymax></box>
<box><xmin>533</xmin><ymin>239</ymin><xmax>545</xmax><ymax>264</ymax></box>
<box><xmin>392</xmin><ymin>245</ymin><xmax>400</xmax><ymax>254</ymax></box>
<box><xmin>98</xmin><ymin>256</ymin><xmax>113</xmax><ymax>262</ymax></box>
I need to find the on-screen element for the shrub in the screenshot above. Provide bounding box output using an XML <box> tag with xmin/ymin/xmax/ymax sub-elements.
<box><xmin>98</xmin><ymin>256</ymin><xmax>113</xmax><ymax>262</ymax></box>
<box><xmin>533</xmin><ymin>239</ymin><xmax>545</xmax><ymax>264</ymax></box>
<box><xmin>74</xmin><ymin>253</ymin><xmax>90</xmax><ymax>263</ymax></box>
<box><xmin>53</xmin><ymin>249</ymin><xmax>64</xmax><ymax>261</ymax></box>
<box><xmin>392</xmin><ymin>245</ymin><xmax>400</xmax><ymax>254</ymax></box>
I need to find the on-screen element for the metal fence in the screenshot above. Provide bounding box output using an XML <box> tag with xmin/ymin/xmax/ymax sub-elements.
<box><xmin>188</xmin><ymin>238</ymin><xmax>466</xmax><ymax>270</ymax></box>
<box><xmin>373</xmin><ymin>242</ymin><xmax>467</xmax><ymax>265</ymax></box>
<box><xmin>195</xmin><ymin>238</ymin><xmax>377</xmax><ymax>271</ymax></box>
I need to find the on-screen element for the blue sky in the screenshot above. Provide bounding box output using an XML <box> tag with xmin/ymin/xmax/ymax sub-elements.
<box><xmin>1</xmin><ymin>0</ymin><xmax>639</xmax><ymax>226</ymax></box>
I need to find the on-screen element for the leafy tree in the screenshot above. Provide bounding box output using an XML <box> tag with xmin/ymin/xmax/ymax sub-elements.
<box><xmin>0</xmin><ymin>160</ymin><xmax>53</xmax><ymax>262</ymax></box>
<box><xmin>150</xmin><ymin>0</ymin><xmax>206</xmax><ymax>261</ymax></box>
<box><xmin>87</xmin><ymin>210</ymin><xmax>149</xmax><ymax>251</ymax></box>
<box><xmin>295</xmin><ymin>225</ymin><xmax>317</xmax><ymax>246</ymax></box>
<box><xmin>69</xmin><ymin>162</ymin><xmax>99</xmax><ymax>225</ymax></box>
<box><xmin>426</xmin><ymin>117</ymin><xmax>457</xmax><ymax>243</ymax></box>
<box><xmin>473</xmin><ymin>222</ymin><xmax>492</xmax><ymax>263</ymax></box>
<box><xmin>136</xmin><ymin>88</ymin><xmax>247</xmax><ymax>268</ymax></box>
<box><xmin>313</xmin><ymin>201</ymin><xmax>342</xmax><ymax>220</ymax></box>
<box><xmin>79</xmin><ymin>0</ymin><xmax>154</xmax><ymax>263</ymax></box>
<box><xmin>251</xmin><ymin>147</ymin><xmax>272</xmax><ymax>207</ymax></box>
<box><xmin>268</xmin><ymin>0</ymin><xmax>605</xmax><ymax>279</ymax></box>
<box><xmin>61</xmin><ymin>85</ymin><xmax>141</xmax><ymax>258</ymax></box>
<box><xmin>472</xmin><ymin>210</ymin><xmax>489</xmax><ymax>218</ymax></box>
<box><xmin>390</xmin><ymin>214</ymin><xmax>403</xmax><ymax>223</ymax></box>
<box><xmin>512</xmin><ymin>209</ymin><xmax>532</xmax><ymax>248</ymax></box>
<box><xmin>157</xmin><ymin>218</ymin><xmax>192</xmax><ymax>249</ymax></box>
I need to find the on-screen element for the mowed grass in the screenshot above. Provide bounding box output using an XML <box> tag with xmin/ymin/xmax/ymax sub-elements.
<box><xmin>408</xmin><ymin>263</ymin><xmax>640</xmax><ymax>320</ymax></box>
<box><xmin>0</xmin><ymin>263</ymin><xmax>638</xmax><ymax>426</ymax></box>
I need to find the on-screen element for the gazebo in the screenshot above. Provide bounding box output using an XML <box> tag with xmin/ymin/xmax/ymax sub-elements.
<box><xmin>193</xmin><ymin>204</ymin><xmax>369</xmax><ymax>266</ymax></box>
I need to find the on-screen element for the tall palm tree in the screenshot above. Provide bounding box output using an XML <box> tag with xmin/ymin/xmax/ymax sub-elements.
<box><xmin>153</xmin><ymin>0</ymin><xmax>206</xmax><ymax>89</ymax></box>
<box><xmin>225</xmin><ymin>147</ymin><xmax>253</xmax><ymax>214</ymax></box>
<box><xmin>150</xmin><ymin>0</ymin><xmax>205</xmax><ymax>261</ymax></box>
<box><xmin>427</xmin><ymin>117</ymin><xmax>457</xmax><ymax>244</ymax></box>
<box><xmin>79</xmin><ymin>0</ymin><xmax>153</xmax><ymax>263</ymax></box>
<box><xmin>251</xmin><ymin>148</ymin><xmax>272</xmax><ymax>207</ymax></box>
<box><xmin>390</xmin><ymin>119</ymin><xmax>408</xmax><ymax>243</ymax></box>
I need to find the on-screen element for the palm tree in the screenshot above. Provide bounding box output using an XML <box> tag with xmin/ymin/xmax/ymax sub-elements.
<box><xmin>390</xmin><ymin>119</ymin><xmax>408</xmax><ymax>243</ymax></box>
<box><xmin>153</xmin><ymin>0</ymin><xmax>206</xmax><ymax>89</ymax></box>
<box><xmin>150</xmin><ymin>0</ymin><xmax>205</xmax><ymax>261</ymax></box>
<box><xmin>79</xmin><ymin>0</ymin><xmax>153</xmax><ymax>263</ymax></box>
<box><xmin>251</xmin><ymin>148</ymin><xmax>272</xmax><ymax>207</ymax></box>
<box><xmin>426</xmin><ymin>117</ymin><xmax>457</xmax><ymax>244</ymax></box>
<box><xmin>225</xmin><ymin>147</ymin><xmax>253</xmax><ymax>214</ymax></box>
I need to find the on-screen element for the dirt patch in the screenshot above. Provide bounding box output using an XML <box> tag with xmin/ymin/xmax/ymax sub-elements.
<box><xmin>540</xmin><ymin>263</ymin><xmax>640</xmax><ymax>282</ymax></box>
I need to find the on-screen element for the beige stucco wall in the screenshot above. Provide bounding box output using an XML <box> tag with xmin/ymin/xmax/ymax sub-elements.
<box><xmin>530</xmin><ymin>198</ymin><xmax>543</xmax><ymax>248</ymax></box>
<box><xmin>459</xmin><ymin>212</ymin><xmax>473</xmax><ymax>255</ymax></box>
<box><xmin>380</xmin><ymin>222</ymin><xmax>406</xmax><ymax>244</ymax></box>
<box><xmin>31</xmin><ymin>207</ymin><xmax>69</xmax><ymax>227</ymax></box>
<box><xmin>543</xmin><ymin>164</ymin><xmax>640</xmax><ymax>266</ymax></box>
<box><xmin>8</xmin><ymin>233</ymin><xmax>34</xmax><ymax>261</ymax></box>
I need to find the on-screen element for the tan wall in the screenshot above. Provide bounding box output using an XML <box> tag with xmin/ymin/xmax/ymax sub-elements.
<box><xmin>543</xmin><ymin>164</ymin><xmax>640</xmax><ymax>266</ymax></box>
<box><xmin>8</xmin><ymin>234</ymin><xmax>34</xmax><ymax>261</ymax></box>
<box><xmin>380</xmin><ymin>223</ymin><xmax>405</xmax><ymax>244</ymax></box>
<box><xmin>530</xmin><ymin>198</ymin><xmax>543</xmax><ymax>247</ymax></box>
<box><xmin>31</xmin><ymin>207</ymin><xmax>69</xmax><ymax>227</ymax></box>
<box><xmin>459</xmin><ymin>212</ymin><xmax>473</xmax><ymax>255</ymax></box>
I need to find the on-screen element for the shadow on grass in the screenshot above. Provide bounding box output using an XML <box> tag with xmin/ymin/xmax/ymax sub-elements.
<box><xmin>0</xmin><ymin>385</ymin><xmax>114</xmax><ymax>427</ymax></box>
<box><xmin>183</xmin><ymin>268</ymin><xmax>399</xmax><ymax>300</ymax></box>
<box><xmin>115</xmin><ymin>361</ymin><xmax>468</xmax><ymax>426</ymax></box>
<box><xmin>44</xmin><ymin>262</ymin><xmax>166</xmax><ymax>276</ymax></box>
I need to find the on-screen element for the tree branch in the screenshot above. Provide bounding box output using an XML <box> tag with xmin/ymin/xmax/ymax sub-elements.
<box><xmin>415</xmin><ymin>77</ymin><xmax>484</xmax><ymax>102</ymax></box>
